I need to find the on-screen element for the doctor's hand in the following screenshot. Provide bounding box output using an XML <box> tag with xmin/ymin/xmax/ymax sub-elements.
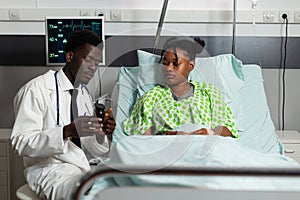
<box><xmin>99</xmin><ymin>108</ymin><xmax>116</xmax><ymax>135</ymax></box>
<box><xmin>63</xmin><ymin>116</ymin><xmax>104</xmax><ymax>139</ymax></box>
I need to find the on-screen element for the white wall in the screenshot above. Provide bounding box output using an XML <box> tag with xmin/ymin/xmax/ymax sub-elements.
<box><xmin>263</xmin><ymin>69</ymin><xmax>300</xmax><ymax>131</ymax></box>
<box><xmin>0</xmin><ymin>0</ymin><xmax>241</xmax><ymax>9</ymax></box>
<box><xmin>1</xmin><ymin>0</ymin><xmax>300</xmax><ymax>10</ymax></box>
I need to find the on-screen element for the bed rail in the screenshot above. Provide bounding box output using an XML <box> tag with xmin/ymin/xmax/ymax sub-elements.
<box><xmin>72</xmin><ymin>165</ymin><xmax>300</xmax><ymax>199</ymax></box>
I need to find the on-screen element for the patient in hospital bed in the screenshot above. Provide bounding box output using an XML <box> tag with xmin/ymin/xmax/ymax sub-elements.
<box><xmin>73</xmin><ymin>36</ymin><xmax>300</xmax><ymax>199</ymax></box>
<box><xmin>123</xmin><ymin>37</ymin><xmax>238</xmax><ymax>138</ymax></box>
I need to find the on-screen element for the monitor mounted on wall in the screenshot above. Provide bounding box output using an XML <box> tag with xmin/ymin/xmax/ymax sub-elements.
<box><xmin>45</xmin><ymin>16</ymin><xmax>105</xmax><ymax>66</ymax></box>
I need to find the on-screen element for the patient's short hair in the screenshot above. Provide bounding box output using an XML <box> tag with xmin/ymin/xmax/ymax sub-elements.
<box><xmin>64</xmin><ymin>29</ymin><xmax>103</xmax><ymax>53</ymax></box>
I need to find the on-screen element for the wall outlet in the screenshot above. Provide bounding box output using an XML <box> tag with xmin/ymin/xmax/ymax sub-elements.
<box><xmin>294</xmin><ymin>11</ymin><xmax>300</xmax><ymax>23</ymax></box>
<box><xmin>80</xmin><ymin>10</ymin><xmax>92</xmax><ymax>16</ymax></box>
<box><xmin>279</xmin><ymin>11</ymin><xmax>290</xmax><ymax>22</ymax></box>
<box><xmin>110</xmin><ymin>10</ymin><xmax>121</xmax><ymax>21</ymax></box>
<box><xmin>9</xmin><ymin>9</ymin><xmax>20</xmax><ymax>20</ymax></box>
<box><xmin>263</xmin><ymin>11</ymin><xmax>274</xmax><ymax>22</ymax></box>
<box><xmin>95</xmin><ymin>10</ymin><xmax>104</xmax><ymax>17</ymax></box>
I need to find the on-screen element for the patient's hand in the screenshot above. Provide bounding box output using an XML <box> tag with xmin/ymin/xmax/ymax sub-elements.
<box><xmin>212</xmin><ymin>126</ymin><xmax>233</xmax><ymax>137</ymax></box>
<box><xmin>158</xmin><ymin>127</ymin><xmax>233</xmax><ymax>137</ymax></box>
<box><xmin>165</xmin><ymin>128</ymin><xmax>208</xmax><ymax>135</ymax></box>
<box><xmin>190</xmin><ymin>127</ymin><xmax>233</xmax><ymax>137</ymax></box>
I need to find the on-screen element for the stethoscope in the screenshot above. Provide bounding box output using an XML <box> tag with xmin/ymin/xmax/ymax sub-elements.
<box><xmin>54</xmin><ymin>71</ymin><xmax>91</xmax><ymax>126</ymax></box>
<box><xmin>54</xmin><ymin>71</ymin><xmax>60</xmax><ymax>126</ymax></box>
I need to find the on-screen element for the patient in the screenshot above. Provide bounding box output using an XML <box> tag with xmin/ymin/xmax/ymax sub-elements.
<box><xmin>123</xmin><ymin>37</ymin><xmax>238</xmax><ymax>138</ymax></box>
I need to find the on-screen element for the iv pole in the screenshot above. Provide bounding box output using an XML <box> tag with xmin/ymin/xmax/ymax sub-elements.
<box><xmin>153</xmin><ymin>0</ymin><xmax>237</xmax><ymax>55</ymax></box>
<box><xmin>232</xmin><ymin>0</ymin><xmax>237</xmax><ymax>55</ymax></box>
<box><xmin>153</xmin><ymin>0</ymin><xmax>169</xmax><ymax>54</ymax></box>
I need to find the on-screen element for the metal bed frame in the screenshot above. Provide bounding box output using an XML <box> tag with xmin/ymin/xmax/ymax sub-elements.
<box><xmin>73</xmin><ymin>165</ymin><xmax>300</xmax><ymax>200</ymax></box>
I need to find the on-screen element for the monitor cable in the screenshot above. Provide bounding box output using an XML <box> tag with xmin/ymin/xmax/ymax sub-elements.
<box><xmin>280</xmin><ymin>14</ymin><xmax>288</xmax><ymax>130</ymax></box>
<box><xmin>97</xmin><ymin>66</ymin><xmax>102</xmax><ymax>97</ymax></box>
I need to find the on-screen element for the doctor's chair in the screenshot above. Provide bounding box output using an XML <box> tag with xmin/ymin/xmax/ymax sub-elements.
<box><xmin>16</xmin><ymin>184</ymin><xmax>40</xmax><ymax>200</ymax></box>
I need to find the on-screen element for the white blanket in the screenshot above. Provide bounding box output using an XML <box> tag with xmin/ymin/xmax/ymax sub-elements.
<box><xmin>81</xmin><ymin>135</ymin><xmax>300</xmax><ymax>199</ymax></box>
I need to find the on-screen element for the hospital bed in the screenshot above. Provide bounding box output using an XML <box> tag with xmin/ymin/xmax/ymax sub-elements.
<box><xmin>72</xmin><ymin>51</ymin><xmax>300</xmax><ymax>199</ymax></box>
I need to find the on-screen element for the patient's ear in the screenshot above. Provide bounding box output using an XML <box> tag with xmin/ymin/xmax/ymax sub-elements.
<box><xmin>188</xmin><ymin>61</ymin><xmax>195</xmax><ymax>72</ymax></box>
<box><xmin>65</xmin><ymin>51</ymin><xmax>74</xmax><ymax>63</ymax></box>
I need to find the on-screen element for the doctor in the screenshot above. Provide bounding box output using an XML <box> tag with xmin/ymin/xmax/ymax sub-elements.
<box><xmin>11</xmin><ymin>30</ymin><xmax>116</xmax><ymax>200</ymax></box>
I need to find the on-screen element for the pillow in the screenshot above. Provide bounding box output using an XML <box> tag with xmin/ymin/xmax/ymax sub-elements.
<box><xmin>190</xmin><ymin>54</ymin><xmax>245</xmax><ymax>102</ymax></box>
<box><xmin>113</xmin><ymin>66</ymin><xmax>140</xmax><ymax>142</ymax></box>
<box><xmin>137</xmin><ymin>50</ymin><xmax>161</xmax><ymax>66</ymax></box>
<box><xmin>136</xmin><ymin>50</ymin><xmax>245</xmax><ymax>103</ymax></box>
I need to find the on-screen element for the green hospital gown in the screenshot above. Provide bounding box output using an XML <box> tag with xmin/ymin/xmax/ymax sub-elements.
<box><xmin>123</xmin><ymin>81</ymin><xmax>238</xmax><ymax>138</ymax></box>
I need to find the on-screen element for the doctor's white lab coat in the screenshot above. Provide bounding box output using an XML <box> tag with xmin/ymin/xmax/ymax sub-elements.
<box><xmin>11</xmin><ymin>69</ymin><xmax>108</xmax><ymax>200</ymax></box>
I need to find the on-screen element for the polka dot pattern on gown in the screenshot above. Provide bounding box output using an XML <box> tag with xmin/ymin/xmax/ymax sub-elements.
<box><xmin>123</xmin><ymin>81</ymin><xmax>238</xmax><ymax>137</ymax></box>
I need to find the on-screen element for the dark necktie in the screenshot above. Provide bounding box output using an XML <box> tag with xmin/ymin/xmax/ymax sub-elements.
<box><xmin>69</xmin><ymin>89</ymin><xmax>81</xmax><ymax>148</ymax></box>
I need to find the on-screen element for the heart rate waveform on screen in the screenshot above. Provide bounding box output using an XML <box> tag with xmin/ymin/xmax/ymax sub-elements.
<box><xmin>48</xmin><ymin>20</ymin><xmax>101</xmax><ymax>33</ymax></box>
<box><xmin>46</xmin><ymin>17</ymin><xmax>105</xmax><ymax>65</ymax></box>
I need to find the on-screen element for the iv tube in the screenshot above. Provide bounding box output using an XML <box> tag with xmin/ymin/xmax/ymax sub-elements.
<box><xmin>250</xmin><ymin>0</ymin><xmax>258</xmax><ymax>24</ymax></box>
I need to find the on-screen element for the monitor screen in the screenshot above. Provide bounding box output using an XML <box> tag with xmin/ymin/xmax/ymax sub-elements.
<box><xmin>45</xmin><ymin>16</ymin><xmax>105</xmax><ymax>66</ymax></box>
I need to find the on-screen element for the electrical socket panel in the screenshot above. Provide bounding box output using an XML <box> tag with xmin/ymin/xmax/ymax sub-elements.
<box><xmin>80</xmin><ymin>10</ymin><xmax>93</xmax><ymax>16</ymax></box>
<box><xmin>9</xmin><ymin>9</ymin><xmax>20</xmax><ymax>20</ymax></box>
<box><xmin>263</xmin><ymin>11</ymin><xmax>274</xmax><ymax>22</ymax></box>
<box><xmin>110</xmin><ymin>10</ymin><xmax>121</xmax><ymax>21</ymax></box>
<box><xmin>262</xmin><ymin>11</ymin><xmax>298</xmax><ymax>23</ymax></box>
<box><xmin>294</xmin><ymin>11</ymin><xmax>300</xmax><ymax>23</ymax></box>
<box><xmin>278</xmin><ymin>11</ymin><xmax>290</xmax><ymax>22</ymax></box>
<box><xmin>95</xmin><ymin>10</ymin><xmax>104</xmax><ymax>17</ymax></box>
